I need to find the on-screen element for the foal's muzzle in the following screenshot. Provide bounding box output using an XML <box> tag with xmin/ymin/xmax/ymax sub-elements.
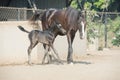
<box><xmin>57</xmin><ymin>24</ymin><xmax>67</xmax><ymax>35</ymax></box>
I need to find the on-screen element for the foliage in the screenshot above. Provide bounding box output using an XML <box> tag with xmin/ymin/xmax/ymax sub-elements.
<box><xmin>70</xmin><ymin>0</ymin><xmax>120</xmax><ymax>12</ymax></box>
<box><xmin>105</xmin><ymin>16</ymin><xmax>120</xmax><ymax>47</ymax></box>
<box><xmin>86</xmin><ymin>13</ymin><xmax>99</xmax><ymax>44</ymax></box>
<box><xmin>111</xmin><ymin>21</ymin><xmax>120</xmax><ymax>46</ymax></box>
<box><xmin>69</xmin><ymin>0</ymin><xmax>120</xmax><ymax>48</ymax></box>
<box><xmin>112</xmin><ymin>33</ymin><xmax>120</xmax><ymax>47</ymax></box>
<box><xmin>108</xmin><ymin>0</ymin><xmax>120</xmax><ymax>12</ymax></box>
<box><xmin>70</xmin><ymin>0</ymin><xmax>77</xmax><ymax>8</ymax></box>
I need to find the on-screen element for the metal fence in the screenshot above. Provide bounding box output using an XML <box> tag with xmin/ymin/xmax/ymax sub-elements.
<box><xmin>0</xmin><ymin>7</ymin><xmax>120</xmax><ymax>49</ymax></box>
<box><xmin>87</xmin><ymin>11</ymin><xmax>120</xmax><ymax>49</ymax></box>
<box><xmin>0</xmin><ymin>7</ymin><xmax>37</xmax><ymax>21</ymax></box>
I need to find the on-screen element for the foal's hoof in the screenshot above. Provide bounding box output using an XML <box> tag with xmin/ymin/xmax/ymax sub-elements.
<box><xmin>28</xmin><ymin>61</ymin><xmax>32</xmax><ymax>65</ymax></box>
<box><xmin>58</xmin><ymin>61</ymin><xmax>64</xmax><ymax>65</ymax></box>
<box><xmin>53</xmin><ymin>59</ymin><xmax>63</xmax><ymax>65</ymax></box>
<box><xmin>57</xmin><ymin>60</ymin><xmax>64</xmax><ymax>65</ymax></box>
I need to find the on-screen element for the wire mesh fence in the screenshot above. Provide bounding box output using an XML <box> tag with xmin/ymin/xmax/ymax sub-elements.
<box><xmin>0</xmin><ymin>7</ymin><xmax>120</xmax><ymax>50</ymax></box>
<box><xmin>0</xmin><ymin>7</ymin><xmax>38</xmax><ymax>21</ymax></box>
<box><xmin>86</xmin><ymin>11</ymin><xmax>120</xmax><ymax>50</ymax></box>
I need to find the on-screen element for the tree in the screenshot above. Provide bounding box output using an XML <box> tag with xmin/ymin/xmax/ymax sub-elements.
<box><xmin>108</xmin><ymin>0</ymin><xmax>120</xmax><ymax>12</ymax></box>
<box><xmin>68</xmin><ymin>0</ymin><xmax>120</xmax><ymax>48</ymax></box>
<box><xmin>69</xmin><ymin>0</ymin><xmax>120</xmax><ymax>12</ymax></box>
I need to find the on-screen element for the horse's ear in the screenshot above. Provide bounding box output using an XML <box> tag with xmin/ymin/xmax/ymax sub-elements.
<box><xmin>79</xmin><ymin>10</ymin><xmax>86</xmax><ymax>19</ymax></box>
<box><xmin>82</xmin><ymin>10</ymin><xmax>87</xmax><ymax>21</ymax></box>
<box><xmin>34</xmin><ymin>10</ymin><xmax>45</xmax><ymax>20</ymax></box>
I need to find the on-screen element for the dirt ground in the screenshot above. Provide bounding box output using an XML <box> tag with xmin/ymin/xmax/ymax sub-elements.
<box><xmin>0</xmin><ymin>49</ymin><xmax>120</xmax><ymax>80</ymax></box>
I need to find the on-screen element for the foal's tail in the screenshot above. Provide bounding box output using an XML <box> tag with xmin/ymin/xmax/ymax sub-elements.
<box><xmin>17</xmin><ymin>26</ymin><xmax>30</xmax><ymax>33</ymax></box>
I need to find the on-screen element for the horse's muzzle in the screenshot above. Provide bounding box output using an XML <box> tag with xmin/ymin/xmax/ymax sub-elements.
<box><xmin>80</xmin><ymin>33</ymin><xmax>85</xmax><ymax>39</ymax></box>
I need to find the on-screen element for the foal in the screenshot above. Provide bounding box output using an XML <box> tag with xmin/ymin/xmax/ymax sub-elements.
<box><xmin>18</xmin><ymin>23</ymin><xmax>66</xmax><ymax>65</ymax></box>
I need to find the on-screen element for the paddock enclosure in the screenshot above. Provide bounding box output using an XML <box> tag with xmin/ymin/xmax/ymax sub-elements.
<box><xmin>0</xmin><ymin>7</ymin><xmax>120</xmax><ymax>65</ymax></box>
<box><xmin>0</xmin><ymin>21</ymin><xmax>87</xmax><ymax>65</ymax></box>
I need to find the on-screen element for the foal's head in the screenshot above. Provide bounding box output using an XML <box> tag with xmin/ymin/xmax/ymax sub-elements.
<box><xmin>78</xmin><ymin>10</ymin><xmax>86</xmax><ymax>39</ymax></box>
<box><xmin>49</xmin><ymin>22</ymin><xmax>66</xmax><ymax>36</ymax></box>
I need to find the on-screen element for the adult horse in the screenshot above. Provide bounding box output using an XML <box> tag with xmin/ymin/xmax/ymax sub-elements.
<box><xmin>30</xmin><ymin>7</ymin><xmax>86</xmax><ymax>64</ymax></box>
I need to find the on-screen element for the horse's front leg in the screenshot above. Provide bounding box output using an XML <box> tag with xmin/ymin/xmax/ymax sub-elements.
<box><xmin>67</xmin><ymin>31</ymin><xmax>75</xmax><ymax>64</ymax></box>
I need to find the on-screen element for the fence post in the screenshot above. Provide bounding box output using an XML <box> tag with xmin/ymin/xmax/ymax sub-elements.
<box><xmin>104</xmin><ymin>12</ymin><xmax>107</xmax><ymax>48</ymax></box>
<box><xmin>17</xmin><ymin>9</ymin><xmax>20</xmax><ymax>21</ymax></box>
<box><xmin>24</xmin><ymin>8</ymin><xmax>27</xmax><ymax>20</ymax></box>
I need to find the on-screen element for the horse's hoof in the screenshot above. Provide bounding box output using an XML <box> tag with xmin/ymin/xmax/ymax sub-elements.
<box><xmin>69</xmin><ymin>62</ymin><xmax>74</xmax><ymax>65</ymax></box>
<box><xmin>67</xmin><ymin>60</ymin><xmax>73</xmax><ymax>64</ymax></box>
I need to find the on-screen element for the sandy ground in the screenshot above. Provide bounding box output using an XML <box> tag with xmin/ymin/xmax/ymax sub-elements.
<box><xmin>0</xmin><ymin>50</ymin><xmax>120</xmax><ymax>80</ymax></box>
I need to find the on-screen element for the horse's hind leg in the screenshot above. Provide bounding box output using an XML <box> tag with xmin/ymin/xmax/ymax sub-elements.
<box><xmin>28</xmin><ymin>41</ymin><xmax>38</xmax><ymax>65</ymax></box>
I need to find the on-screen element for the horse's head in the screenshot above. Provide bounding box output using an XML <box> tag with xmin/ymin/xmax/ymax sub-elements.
<box><xmin>78</xmin><ymin>10</ymin><xmax>86</xmax><ymax>39</ymax></box>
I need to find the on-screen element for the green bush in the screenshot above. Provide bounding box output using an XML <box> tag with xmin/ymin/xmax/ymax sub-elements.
<box><xmin>112</xmin><ymin>27</ymin><xmax>120</xmax><ymax>47</ymax></box>
<box><xmin>112</xmin><ymin>34</ymin><xmax>120</xmax><ymax>47</ymax></box>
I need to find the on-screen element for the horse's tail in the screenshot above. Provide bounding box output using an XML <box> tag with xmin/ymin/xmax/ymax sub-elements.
<box><xmin>18</xmin><ymin>26</ymin><xmax>30</xmax><ymax>33</ymax></box>
<box><xmin>29</xmin><ymin>10</ymin><xmax>45</xmax><ymax>25</ymax></box>
<box><xmin>29</xmin><ymin>12</ymin><xmax>39</xmax><ymax>24</ymax></box>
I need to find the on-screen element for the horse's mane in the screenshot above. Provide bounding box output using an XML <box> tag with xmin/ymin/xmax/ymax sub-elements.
<box><xmin>29</xmin><ymin>10</ymin><xmax>45</xmax><ymax>26</ymax></box>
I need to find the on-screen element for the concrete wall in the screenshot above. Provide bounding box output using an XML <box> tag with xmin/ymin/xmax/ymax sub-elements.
<box><xmin>0</xmin><ymin>21</ymin><xmax>87</xmax><ymax>65</ymax></box>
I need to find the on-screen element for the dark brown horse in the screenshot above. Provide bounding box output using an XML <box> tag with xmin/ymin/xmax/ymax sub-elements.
<box><xmin>30</xmin><ymin>7</ymin><xmax>86</xmax><ymax>64</ymax></box>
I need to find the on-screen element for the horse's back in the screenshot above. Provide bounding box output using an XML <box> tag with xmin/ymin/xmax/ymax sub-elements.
<box><xmin>65</xmin><ymin>7</ymin><xmax>79</xmax><ymax>26</ymax></box>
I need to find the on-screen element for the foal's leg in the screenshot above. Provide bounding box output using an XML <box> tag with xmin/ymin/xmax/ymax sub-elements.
<box><xmin>50</xmin><ymin>43</ymin><xmax>63</xmax><ymax>64</ymax></box>
<box><xmin>42</xmin><ymin>44</ymin><xmax>51</xmax><ymax>64</ymax></box>
<box><xmin>43</xmin><ymin>44</ymin><xmax>56</xmax><ymax>64</ymax></box>
<box><xmin>48</xmin><ymin>51</ymin><xmax>58</xmax><ymax>61</ymax></box>
<box><xmin>42</xmin><ymin>45</ymin><xmax>49</xmax><ymax>64</ymax></box>
<box><xmin>28</xmin><ymin>41</ymin><xmax>38</xmax><ymax>65</ymax></box>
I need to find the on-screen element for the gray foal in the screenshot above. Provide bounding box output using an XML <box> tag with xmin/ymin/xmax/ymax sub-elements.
<box><xmin>18</xmin><ymin>23</ymin><xmax>66</xmax><ymax>65</ymax></box>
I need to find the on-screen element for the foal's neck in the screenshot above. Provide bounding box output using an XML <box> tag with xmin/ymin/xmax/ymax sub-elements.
<box><xmin>46</xmin><ymin>27</ymin><xmax>58</xmax><ymax>38</ymax></box>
